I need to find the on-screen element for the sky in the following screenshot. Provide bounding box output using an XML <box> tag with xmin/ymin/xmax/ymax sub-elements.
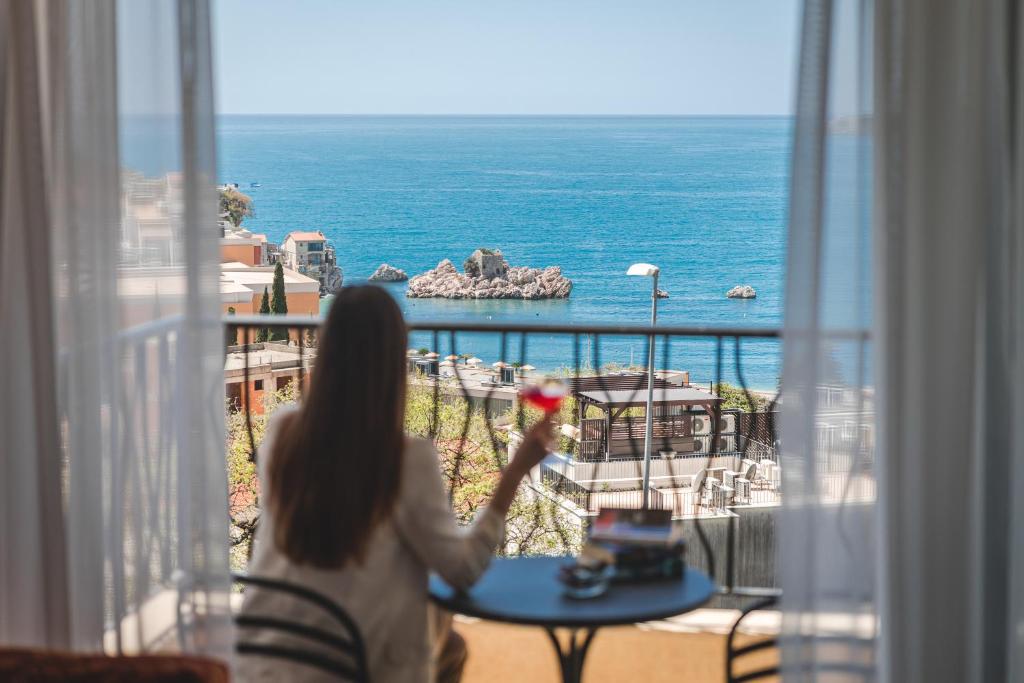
<box><xmin>213</xmin><ymin>0</ymin><xmax>801</xmax><ymax>116</ymax></box>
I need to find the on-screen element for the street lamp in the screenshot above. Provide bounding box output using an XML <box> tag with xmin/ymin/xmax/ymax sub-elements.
<box><xmin>626</xmin><ymin>263</ymin><xmax>660</xmax><ymax>509</ymax></box>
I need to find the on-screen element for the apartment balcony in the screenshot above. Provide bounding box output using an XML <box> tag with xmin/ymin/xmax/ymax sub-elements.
<box><xmin>217</xmin><ymin>316</ymin><xmax>807</xmax><ymax>680</ymax></box>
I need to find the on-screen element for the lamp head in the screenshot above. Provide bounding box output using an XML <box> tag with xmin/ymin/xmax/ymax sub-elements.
<box><xmin>626</xmin><ymin>263</ymin><xmax>659</xmax><ymax>277</ymax></box>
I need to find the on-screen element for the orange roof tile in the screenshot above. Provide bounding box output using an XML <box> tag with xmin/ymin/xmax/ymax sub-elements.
<box><xmin>284</xmin><ymin>230</ymin><xmax>326</xmax><ymax>242</ymax></box>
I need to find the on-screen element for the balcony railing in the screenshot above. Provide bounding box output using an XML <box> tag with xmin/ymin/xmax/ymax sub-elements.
<box><xmin>224</xmin><ymin>314</ymin><xmax>814</xmax><ymax>600</ymax></box>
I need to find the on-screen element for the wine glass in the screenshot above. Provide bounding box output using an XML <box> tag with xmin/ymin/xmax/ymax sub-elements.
<box><xmin>519</xmin><ymin>376</ymin><xmax>569</xmax><ymax>414</ymax></box>
<box><xmin>519</xmin><ymin>376</ymin><xmax>570</xmax><ymax>483</ymax></box>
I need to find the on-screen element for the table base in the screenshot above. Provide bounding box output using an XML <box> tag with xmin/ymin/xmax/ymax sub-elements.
<box><xmin>544</xmin><ymin>627</ymin><xmax>598</xmax><ymax>683</ymax></box>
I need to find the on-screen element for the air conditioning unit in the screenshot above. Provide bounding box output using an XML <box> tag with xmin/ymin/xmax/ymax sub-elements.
<box><xmin>723</xmin><ymin>470</ymin><xmax>738</xmax><ymax>487</ymax></box>
<box><xmin>692</xmin><ymin>416</ymin><xmax>710</xmax><ymax>435</ymax></box>
<box><xmin>694</xmin><ymin>413</ymin><xmax>737</xmax><ymax>436</ymax></box>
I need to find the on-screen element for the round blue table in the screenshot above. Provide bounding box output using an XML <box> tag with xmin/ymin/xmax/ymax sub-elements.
<box><xmin>429</xmin><ymin>557</ymin><xmax>715</xmax><ymax>683</ymax></box>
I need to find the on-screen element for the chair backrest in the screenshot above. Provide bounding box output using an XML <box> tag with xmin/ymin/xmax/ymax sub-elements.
<box><xmin>691</xmin><ymin>468</ymin><xmax>707</xmax><ymax>494</ymax></box>
<box><xmin>742</xmin><ymin>461</ymin><xmax>758</xmax><ymax>482</ymax></box>
<box><xmin>232</xmin><ymin>573</ymin><xmax>369</xmax><ymax>682</ymax></box>
<box><xmin>726</xmin><ymin>595</ymin><xmax>779</xmax><ymax>683</ymax></box>
<box><xmin>726</xmin><ymin>594</ymin><xmax>875</xmax><ymax>681</ymax></box>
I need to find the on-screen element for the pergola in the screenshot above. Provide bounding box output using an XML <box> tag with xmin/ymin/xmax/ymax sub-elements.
<box><xmin>573</xmin><ymin>386</ymin><xmax>722</xmax><ymax>461</ymax></box>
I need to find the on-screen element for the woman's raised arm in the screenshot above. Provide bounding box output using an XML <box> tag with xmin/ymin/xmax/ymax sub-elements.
<box><xmin>394</xmin><ymin>418</ymin><xmax>555</xmax><ymax>590</ymax></box>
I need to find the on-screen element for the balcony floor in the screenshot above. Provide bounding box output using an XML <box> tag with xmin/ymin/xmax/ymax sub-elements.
<box><xmin>459</xmin><ymin>609</ymin><xmax>779</xmax><ymax>682</ymax></box>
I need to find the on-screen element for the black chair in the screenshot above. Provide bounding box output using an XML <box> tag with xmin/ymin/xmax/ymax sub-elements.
<box><xmin>232</xmin><ymin>573</ymin><xmax>369</xmax><ymax>682</ymax></box>
<box><xmin>726</xmin><ymin>594</ymin><xmax>779</xmax><ymax>683</ymax></box>
<box><xmin>726</xmin><ymin>594</ymin><xmax>875</xmax><ymax>682</ymax></box>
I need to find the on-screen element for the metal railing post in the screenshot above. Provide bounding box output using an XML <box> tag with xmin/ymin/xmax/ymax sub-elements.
<box><xmin>641</xmin><ymin>272</ymin><xmax>658</xmax><ymax>508</ymax></box>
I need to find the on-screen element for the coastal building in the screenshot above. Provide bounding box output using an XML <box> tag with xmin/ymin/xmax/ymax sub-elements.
<box><xmin>280</xmin><ymin>230</ymin><xmax>341</xmax><ymax>294</ymax></box>
<box><xmin>221</xmin><ymin>261</ymin><xmax>320</xmax><ymax>342</ymax></box>
<box><xmin>265</xmin><ymin>241</ymin><xmax>282</xmax><ymax>265</ymax></box>
<box><xmin>220</xmin><ymin>227</ymin><xmax>269</xmax><ymax>266</ymax></box>
<box><xmin>220</xmin><ymin>261</ymin><xmax>320</xmax><ymax>316</ymax></box>
<box><xmin>121</xmin><ymin>171</ymin><xmax>184</xmax><ymax>266</ymax></box>
<box><xmin>407</xmin><ymin>352</ymin><xmax>522</xmax><ymax>416</ymax></box>
<box><xmin>225</xmin><ymin>342</ymin><xmax>312</xmax><ymax>414</ymax></box>
<box><xmin>116</xmin><ymin>266</ymin><xmax>190</xmax><ymax>328</ymax></box>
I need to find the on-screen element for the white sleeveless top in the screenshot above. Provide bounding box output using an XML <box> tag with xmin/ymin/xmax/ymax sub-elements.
<box><xmin>236</xmin><ymin>406</ymin><xmax>505</xmax><ymax>682</ymax></box>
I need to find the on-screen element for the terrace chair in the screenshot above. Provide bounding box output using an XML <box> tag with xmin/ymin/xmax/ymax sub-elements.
<box><xmin>726</xmin><ymin>594</ymin><xmax>874</xmax><ymax>682</ymax></box>
<box><xmin>726</xmin><ymin>595</ymin><xmax>779</xmax><ymax>683</ymax></box>
<box><xmin>684</xmin><ymin>468</ymin><xmax>707</xmax><ymax>513</ymax></box>
<box><xmin>233</xmin><ymin>573</ymin><xmax>369</xmax><ymax>682</ymax></box>
<box><xmin>751</xmin><ymin>459</ymin><xmax>775</xmax><ymax>491</ymax></box>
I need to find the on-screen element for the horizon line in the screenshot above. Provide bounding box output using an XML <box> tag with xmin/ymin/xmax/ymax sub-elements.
<box><xmin>214</xmin><ymin>112</ymin><xmax>794</xmax><ymax>118</ymax></box>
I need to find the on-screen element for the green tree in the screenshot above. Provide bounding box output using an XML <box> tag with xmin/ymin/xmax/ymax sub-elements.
<box><xmin>269</xmin><ymin>262</ymin><xmax>288</xmax><ymax>341</ymax></box>
<box><xmin>225</xmin><ymin>379</ymin><xmax>582</xmax><ymax>572</ymax></box>
<box><xmin>219</xmin><ymin>186</ymin><xmax>254</xmax><ymax>227</ymax></box>
<box><xmin>226</xmin><ymin>306</ymin><xmax>237</xmax><ymax>346</ymax></box>
<box><xmin>226</xmin><ymin>383</ymin><xmax>297</xmax><ymax>568</ymax></box>
<box><xmin>256</xmin><ymin>287</ymin><xmax>271</xmax><ymax>343</ymax></box>
<box><xmin>405</xmin><ymin>383</ymin><xmax>581</xmax><ymax>556</ymax></box>
<box><xmin>715</xmin><ymin>382</ymin><xmax>769</xmax><ymax>412</ymax></box>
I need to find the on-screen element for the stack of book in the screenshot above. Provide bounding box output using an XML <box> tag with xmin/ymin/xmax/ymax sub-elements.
<box><xmin>580</xmin><ymin>508</ymin><xmax>686</xmax><ymax>583</ymax></box>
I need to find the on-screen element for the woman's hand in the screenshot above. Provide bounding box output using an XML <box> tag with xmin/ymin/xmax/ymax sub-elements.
<box><xmin>509</xmin><ymin>414</ymin><xmax>557</xmax><ymax>476</ymax></box>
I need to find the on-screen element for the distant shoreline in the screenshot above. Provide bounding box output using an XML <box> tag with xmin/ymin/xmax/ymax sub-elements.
<box><xmin>215</xmin><ymin>113</ymin><xmax>796</xmax><ymax>119</ymax></box>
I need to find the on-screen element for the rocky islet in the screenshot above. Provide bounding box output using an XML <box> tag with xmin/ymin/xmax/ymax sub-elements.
<box><xmin>406</xmin><ymin>249</ymin><xmax>573</xmax><ymax>300</ymax></box>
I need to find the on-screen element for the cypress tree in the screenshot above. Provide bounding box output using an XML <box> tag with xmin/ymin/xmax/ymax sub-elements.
<box><xmin>256</xmin><ymin>287</ymin><xmax>271</xmax><ymax>342</ymax></box>
<box><xmin>226</xmin><ymin>306</ymin><xmax>237</xmax><ymax>346</ymax></box>
<box><xmin>271</xmin><ymin>262</ymin><xmax>288</xmax><ymax>315</ymax></box>
<box><xmin>270</xmin><ymin>262</ymin><xmax>288</xmax><ymax>341</ymax></box>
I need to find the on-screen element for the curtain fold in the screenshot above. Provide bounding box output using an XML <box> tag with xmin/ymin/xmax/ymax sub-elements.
<box><xmin>0</xmin><ymin>0</ymin><xmax>71</xmax><ymax>649</ymax></box>
<box><xmin>1</xmin><ymin>0</ymin><xmax>229</xmax><ymax>657</ymax></box>
<box><xmin>874</xmin><ymin>0</ymin><xmax>1022</xmax><ymax>680</ymax></box>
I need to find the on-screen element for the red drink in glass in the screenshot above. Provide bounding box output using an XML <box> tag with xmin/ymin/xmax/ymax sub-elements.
<box><xmin>520</xmin><ymin>380</ymin><xmax>568</xmax><ymax>414</ymax></box>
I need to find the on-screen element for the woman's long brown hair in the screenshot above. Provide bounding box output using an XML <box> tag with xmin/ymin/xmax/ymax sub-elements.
<box><xmin>267</xmin><ymin>285</ymin><xmax>407</xmax><ymax>568</ymax></box>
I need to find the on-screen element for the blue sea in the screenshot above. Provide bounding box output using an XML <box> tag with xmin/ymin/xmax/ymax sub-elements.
<box><xmin>216</xmin><ymin>116</ymin><xmax>792</xmax><ymax>389</ymax></box>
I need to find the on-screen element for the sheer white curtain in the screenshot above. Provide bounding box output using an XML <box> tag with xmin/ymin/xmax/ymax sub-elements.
<box><xmin>779</xmin><ymin>0</ymin><xmax>876</xmax><ymax>679</ymax></box>
<box><xmin>1</xmin><ymin>0</ymin><xmax>229</xmax><ymax>656</ymax></box>
<box><xmin>784</xmin><ymin>0</ymin><xmax>1024</xmax><ymax>680</ymax></box>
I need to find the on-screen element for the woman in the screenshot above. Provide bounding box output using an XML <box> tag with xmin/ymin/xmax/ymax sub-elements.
<box><xmin>238</xmin><ymin>285</ymin><xmax>554</xmax><ymax>682</ymax></box>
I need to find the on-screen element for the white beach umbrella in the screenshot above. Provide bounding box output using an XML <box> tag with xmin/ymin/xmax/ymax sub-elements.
<box><xmin>466</xmin><ymin>357</ymin><xmax>482</xmax><ymax>366</ymax></box>
<box><xmin>424</xmin><ymin>351</ymin><xmax>440</xmax><ymax>359</ymax></box>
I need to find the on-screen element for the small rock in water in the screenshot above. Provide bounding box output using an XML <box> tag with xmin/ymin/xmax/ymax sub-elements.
<box><xmin>656</xmin><ymin>289</ymin><xmax>670</xmax><ymax>299</ymax></box>
<box><xmin>726</xmin><ymin>285</ymin><xmax>757</xmax><ymax>299</ymax></box>
<box><xmin>369</xmin><ymin>263</ymin><xmax>408</xmax><ymax>282</ymax></box>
